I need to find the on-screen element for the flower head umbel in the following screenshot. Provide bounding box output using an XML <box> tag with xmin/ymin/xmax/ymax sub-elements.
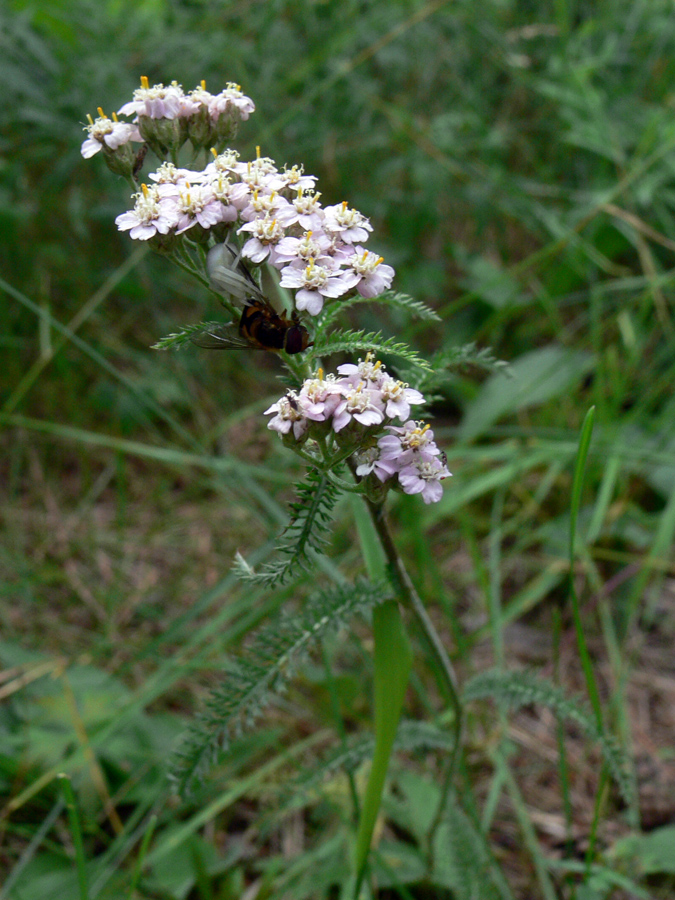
<box><xmin>264</xmin><ymin>358</ymin><xmax>450</xmax><ymax>504</ymax></box>
<box><xmin>83</xmin><ymin>79</ymin><xmax>395</xmax><ymax>320</ymax></box>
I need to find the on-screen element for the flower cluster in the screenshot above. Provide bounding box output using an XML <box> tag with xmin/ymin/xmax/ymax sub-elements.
<box><xmin>82</xmin><ymin>78</ymin><xmax>394</xmax><ymax>317</ymax></box>
<box><xmin>81</xmin><ymin>77</ymin><xmax>254</xmax><ymax>161</ymax></box>
<box><xmin>264</xmin><ymin>357</ymin><xmax>450</xmax><ymax>504</ymax></box>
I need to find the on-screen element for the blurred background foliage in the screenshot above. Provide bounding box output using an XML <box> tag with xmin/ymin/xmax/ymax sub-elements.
<box><xmin>3</xmin><ymin>0</ymin><xmax>675</xmax><ymax>897</ymax></box>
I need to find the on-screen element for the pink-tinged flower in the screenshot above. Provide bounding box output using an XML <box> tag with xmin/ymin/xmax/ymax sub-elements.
<box><xmin>148</xmin><ymin>161</ymin><xmax>203</xmax><ymax>188</ymax></box>
<box><xmin>264</xmin><ymin>392</ymin><xmax>308</xmax><ymax>440</ymax></box>
<box><xmin>239</xmin><ymin>214</ymin><xmax>287</xmax><ymax>263</ymax></box>
<box><xmin>118</xmin><ymin>78</ymin><xmax>187</xmax><ymax>120</ymax></box>
<box><xmin>332</xmin><ymin>383</ymin><xmax>385</xmax><ymax>432</ymax></box>
<box><xmin>280</xmin><ymin>165</ymin><xmax>317</xmax><ymax>193</ymax></box>
<box><xmin>274</xmin><ymin>231</ymin><xmax>334</xmax><ymax>267</ymax></box>
<box><xmin>344</xmin><ymin>247</ymin><xmax>395</xmax><ymax>298</ymax></box>
<box><xmin>298</xmin><ymin>370</ymin><xmax>344</xmax><ymax>421</ymax></box>
<box><xmin>397</xmin><ymin>455</ymin><xmax>451</xmax><ymax>504</ymax></box>
<box><xmin>337</xmin><ymin>355</ymin><xmax>387</xmax><ymax>387</ymax></box>
<box><xmin>239</xmin><ymin>189</ymin><xmax>292</xmax><ymax>224</ymax></box>
<box><xmin>173</xmin><ymin>183</ymin><xmax>225</xmax><ymax>234</ymax></box>
<box><xmin>115</xmin><ymin>184</ymin><xmax>176</xmax><ymax>240</ymax></box>
<box><xmin>378</xmin><ymin>375</ymin><xmax>425</xmax><ymax>421</ymax></box>
<box><xmin>323</xmin><ymin>201</ymin><xmax>373</xmax><ymax>243</ymax></box>
<box><xmin>352</xmin><ymin>446</ymin><xmax>398</xmax><ymax>482</ymax></box>
<box><xmin>238</xmin><ymin>158</ymin><xmax>285</xmax><ymax>193</ymax></box>
<box><xmin>209</xmin><ymin>174</ymin><xmax>249</xmax><ymax>213</ymax></box>
<box><xmin>213</xmin><ymin>83</ymin><xmax>256</xmax><ymax>120</ymax></box>
<box><xmin>81</xmin><ymin>111</ymin><xmax>142</xmax><ymax>158</ymax></box>
<box><xmin>378</xmin><ymin>421</ymin><xmax>440</xmax><ymax>465</ymax></box>
<box><xmin>280</xmin><ymin>259</ymin><xmax>359</xmax><ymax>315</ymax></box>
<box><xmin>203</xmin><ymin>149</ymin><xmax>241</xmax><ymax>179</ymax></box>
<box><xmin>283</xmin><ymin>189</ymin><xmax>324</xmax><ymax>231</ymax></box>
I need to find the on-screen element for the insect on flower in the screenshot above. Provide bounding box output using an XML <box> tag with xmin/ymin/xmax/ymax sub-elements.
<box><xmin>190</xmin><ymin>296</ymin><xmax>311</xmax><ymax>355</ymax></box>
<box><xmin>191</xmin><ymin>241</ymin><xmax>312</xmax><ymax>355</ymax></box>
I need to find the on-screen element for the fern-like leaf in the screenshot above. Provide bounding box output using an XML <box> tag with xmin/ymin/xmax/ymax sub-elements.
<box><xmin>309</xmin><ymin>329</ymin><xmax>432</xmax><ymax>370</ymax></box>
<box><xmin>463</xmin><ymin>668</ymin><xmax>634</xmax><ymax>807</ymax></box>
<box><xmin>171</xmin><ymin>579</ymin><xmax>392</xmax><ymax>795</ymax></box>
<box><xmin>286</xmin><ymin>719</ymin><xmax>456</xmax><ymax>806</ymax></box>
<box><xmin>152</xmin><ymin>320</ymin><xmax>229</xmax><ymax>350</ymax></box>
<box><xmin>432</xmin><ymin>342</ymin><xmax>509</xmax><ymax>376</ymax></box>
<box><xmin>435</xmin><ymin>803</ymin><xmax>510</xmax><ymax>900</ymax></box>
<box><xmin>318</xmin><ymin>291</ymin><xmax>440</xmax><ymax>330</ymax></box>
<box><xmin>234</xmin><ymin>468</ymin><xmax>342</xmax><ymax>587</ymax></box>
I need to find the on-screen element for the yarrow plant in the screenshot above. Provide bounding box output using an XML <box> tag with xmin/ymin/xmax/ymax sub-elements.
<box><xmin>82</xmin><ymin>76</ymin><xmax>465</xmax><ymax>892</ymax></box>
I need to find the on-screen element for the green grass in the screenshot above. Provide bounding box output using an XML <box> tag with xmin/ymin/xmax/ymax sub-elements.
<box><xmin>2</xmin><ymin>0</ymin><xmax>675</xmax><ymax>897</ymax></box>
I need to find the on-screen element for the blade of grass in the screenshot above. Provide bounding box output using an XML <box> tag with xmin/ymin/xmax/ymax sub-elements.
<box><xmin>129</xmin><ymin>814</ymin><xmax>157</xmax><ymax>898</ymax></box>
<box><xmin>569</xmin><ymin>406</ymin><xmax>603</xmax><ymax>729</ymax></box>
<box><xmin>58</xmin><ymin>773</ymin><xmax>89</xmax><ymax>900</ymax></box>
<box><xmin>3</xmin><ymin>246</ymin><xmax>147</xmax><ymax>415</ymax></box>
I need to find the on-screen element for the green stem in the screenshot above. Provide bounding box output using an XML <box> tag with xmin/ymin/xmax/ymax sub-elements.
<box><xmin>364</xmin><ymin>500</ymin><xmax>463</xmax><ymax>857</ymax></box>
<box><xmin>351</xmin><ymin>497</ymin><xmax>464</xmax><ymax>892</ymax></box>
<box><xmin>364</xmin><ymin>500</ymin><xmax>461</xmax><ymax>712</ymax></box>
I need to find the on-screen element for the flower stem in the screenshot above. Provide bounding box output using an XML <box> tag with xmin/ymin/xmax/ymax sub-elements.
<box><xmin>362</xmin><ymin>498</ymin><xmax>463</xmax><ymax>855</ymax></box>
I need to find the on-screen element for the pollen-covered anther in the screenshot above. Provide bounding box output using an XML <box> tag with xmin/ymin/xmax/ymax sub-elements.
<box><xmin>140</xmin><ymin>75</ymin><xmax>149</xmax><ymax>89</ymax></box>
<box><xmin>97</xmin><ymin>107</ymin><xmax>107</xmax><ymax>119</ymax></box>
<box><xmin>141</xmin><ymin>183</ymin><xmax>149</xmax><ymax>198</ymax></box>
<box><xmin>201</xmin><ymin>79</ymin><xmax>207</xmax><ymax>90</ymax></box>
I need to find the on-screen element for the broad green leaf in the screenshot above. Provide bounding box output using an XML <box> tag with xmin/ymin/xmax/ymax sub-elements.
<box><xmin>459</xmin><ymin>346</ymin><xmax>594</xmax><ymax>442</ymax></box>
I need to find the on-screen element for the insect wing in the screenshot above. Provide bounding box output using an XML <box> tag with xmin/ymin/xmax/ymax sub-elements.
<box><xmin>190</xmin><ymin>324</ymin><xmax>253</xmax><ymax>350</ymax></box>
<box><xmin>207</xmin><ymin>243</ymin><xmax>266</xmax><ymax>304</ymax></box>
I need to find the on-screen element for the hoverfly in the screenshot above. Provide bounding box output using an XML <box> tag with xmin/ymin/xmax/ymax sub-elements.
<box><xmin>190</xmin><ymin>243</ymin><xmax>311</xmax><ymax>355</ymax></box>
<box><xmin>191</xmin><ymin>297</ymin><xmax>311</xmax><ymax>355</ymax></box>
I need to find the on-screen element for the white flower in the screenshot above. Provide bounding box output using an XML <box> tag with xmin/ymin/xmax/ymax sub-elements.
<box><xmin>115</xmin><ymin>184</ymin><xmax>176</xmax><ymax>240</ymax></box>
<box><xmin>215</xmin><ymin>82</ymin><xmax>256</xmax><ymax>120</ymax></box>
<box><xmin>323</xmin><ymin>201</ymin><xmax>373</xmax><ymax>243</ymax></box>
<box><xmin>148</xmin><ymin>161</ymin><xmax>202</xmax><ymax>187</ymax></box>
<box><xmin>238</xmin><ymin>158</ymin><xmax>285</xmax><ymax>193</ymax></box>
<box><xmin>337</xmin><ymin>355</ymin><xmax>386</xmax><ymax>386</ymax></box>
<box><xmin>283</xmin><ymin>189</ymin><xmax>324</xmax><ymax>231</ymax></box>
<box><xmin>81</xmin><ymin>110</ymin><xmax>142</xmax><ymax>158</ymax></box>
<box><xmin>173</xmin><ymin>183</ymin><xmax>224</xmax><ymax>234</ymax></box>
<box><xmin>378</xmin><ymin>375</ymin><xmax>425</xmax><ymax>421</ymax></box>
<box><xmin>279</xmin><ymin>165</ymin><xmax>317</xmax><ymax>192</ymax></box>
<box><xmin>332</xmin><ymin>383</ymin><xmax>385</xmax><ymax>433</ymax></box>
<box><xmin>239</xmin><ymin>214</ymin><xmax>287</xmax><ymax>263</ymax></box>
<box><xmin>264</xmin><ymin>392</ymin><xmax>308</xmax><ymax>440</ymax></box>
<box><xmin>280</xmin><ymin>259</ymin><xmax>359</xmax><ymax>315</ymax></box>
<box><xmin>274</xmin><ymin>231</ymin><xmax>333</xmax><ymax>267</ymax></box>
<box><xmin>344</xmin><ymin>246</ymin><xmax>395</xmax><ymax>298</ymax></box>
<box><xmin>118</xmin><ymin>78</ymin><xmax>187</xmax><ymax>120</ymax></box>
<box><xmin>239</xmin><ymin>189</ymin><xmax>293</xmax><ymax>224</ymax></box>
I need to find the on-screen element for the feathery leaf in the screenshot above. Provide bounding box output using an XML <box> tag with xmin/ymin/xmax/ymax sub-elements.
<box><xmin>171</xmin><ymin>579</ymin><xmax>392</xmax><ymax>795</ymax></box>
<box><xmin>309</xmin><ymin>329</ymin><xmax>432</xmax><ymax>370</ymax></box>
<box><xmin>234</xmin><ymin>468</ymin><xmax>342</xmax><ymax>587</ymax></box>
<box><xmin>463</xmin><ymin>668</ymin><xmax>634</xmax><ymax>807</ymax></box>
<box><xmin>318</xmin><ymin>291</ymin><xmax>440</xmax><ymax>330</ymax></box>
